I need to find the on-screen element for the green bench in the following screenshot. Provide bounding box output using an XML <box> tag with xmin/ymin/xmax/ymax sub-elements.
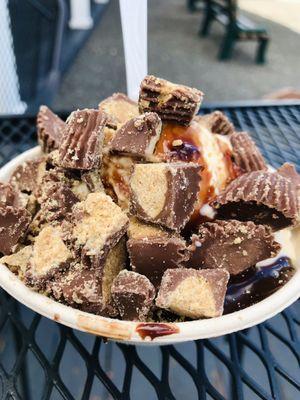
<box><xmin>198</xmin><ymin>0</ymin><xmax>269</xmax><ymax>63</ymax></box>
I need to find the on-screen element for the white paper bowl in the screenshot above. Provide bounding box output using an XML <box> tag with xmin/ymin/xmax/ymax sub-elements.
<box><xmin>0</xmin><ymin>147</ymin><xmax>299</xmax><ymax>345</ymax></box>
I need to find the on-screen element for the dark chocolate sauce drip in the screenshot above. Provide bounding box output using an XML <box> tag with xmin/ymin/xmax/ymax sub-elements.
<box><xmin>224</xmin><ymin>257</ymin><xmax>295</xmax><ymax>314</ymax></box>
<box><xmin>136</xmin><ymin>323</ymin><xmax>179</xmax><ymax>340</ymax></box>
<box><xmin>168</xmin><ymin>142</ymin><xmax>200</xmax><ymax>163</ymax></box>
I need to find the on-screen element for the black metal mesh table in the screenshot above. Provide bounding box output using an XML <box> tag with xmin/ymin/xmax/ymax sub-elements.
<box><xmin>0</xmin><ymin>103</ymin><xmax>299</xmax><ymax>400</ymax></box>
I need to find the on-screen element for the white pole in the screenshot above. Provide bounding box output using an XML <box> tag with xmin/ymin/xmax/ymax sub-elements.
<box><xmin>69</xmin><ymin>0</ymin><xmax>93</xmax><ymax>30</ymax></box>
<box><xmin>119</xmin><ymin>0</ymin><xmax>148</xmax><ymax>101</ymax></box>
<box><xmin>0</xmin><ymin>0</ymin><xmax>26</xmax><ymax>115</ymax></box>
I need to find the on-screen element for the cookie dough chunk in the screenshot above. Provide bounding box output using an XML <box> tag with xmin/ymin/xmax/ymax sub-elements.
<box><xmin>59</xmin><ymin>109</ymin><xmax>107</xmax><ymax>170</ymax></box>
<box><xmin>111</xmin><ymin>270</ymin><xmax>155</xmax><ymax>321</ymax></box>
<box><xmin>156</xmin><ymin>268</ymin><xmax>229</xmax><ymax>319</ymax></box>
<box><xmin>37</xmin><ymin>105</ymin><xmax>66</xmax><ymax>153</ymax></box>
<box><xmin>110</xmin><ymin>112</ymin><xmax>162</xmax><ymax>158</ymax></box>
<box><xmin>0</xmin><ymin>206</ymin><xmax>31</xmax><ymax>255</ymax></box>
<box><xmin>99</xmin><ymin>92</ymin><xmax>139</xmax><ymax>126</ymax></box>
<box><xmin>212</xmin><ymin>171</ymin><xmax>300</xmax><ymax>230</ymax></box>
<box><xmin>10</xmin><ymin>158</ymin><xmax>46</xmax><ymax>195</ymax></box>
<box><xmin>200</xmin><ymin>111</ymin><xmax>235</xmax><ymax>135</ymax></box>
<box><xmin>130</xmin><ymin>162</ymin><xmax>201</xmax><ymax>231</ymax></box>
<box><xmin>139</xmin><ymin>75</ymin><xmax>203</xmax><ymax>126</ymax></box>
<box><xmin>185</xmin><ymin>220</ymin><xmax>281</xmax><ymax>275</ymax></box>
<box><xmin>71</xmin><ymin>192</ymin><xmax>129</xmax><ymax>260</ymax></box>
<box><xmin>25</xmin><ymin>225</ymin><xmax>72</xmax><ymax>287</ymax></box>
<box><xmin>230</xmin><ymin>132</ymin><xmax>267</xmax><ymax>172</ymax></box>
<box><xmin>49</xmin><ymin>238</ymin><xmax>127</xmax><ymax>315</ymax></box>
<box><xmin>128</xmin><ymin>236</ymin><xmax>187</xmax><ymax>286</ymax></box>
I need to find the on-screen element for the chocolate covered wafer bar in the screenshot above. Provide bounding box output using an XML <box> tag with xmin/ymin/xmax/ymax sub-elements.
<box><xmin>212</xmin><ymin>171</ymin><xmax>300</xmax><ymax>230</ymax></box>
<box><xmin>185</xmin><ymin>220</ymin><xmax>280</xmax><ymax>275</ymax></box>
<box><xmin>111</xmin><ymin>270</ymin><xmax>155</xmax><ymax>320</ymax></box>
<box><xmin>156</xmin><ymin>268</ymin><xmax>229</xmax><ymax>319</ymax></box>
<box><xmin>200</xmin><ymin>111</ymin><xmax>235</xmax><ymax>135</ymax></box>
<box><xmin>139</xmin><ymin>75</ymin><xmax>203</xmax><ymax>125</ymax></box>
<box><xmin>130</xmin><ymin>162</ymin><xmax>201</xmax><ymax>231</ymax></box>
<box><xmin>49</xmin><ymin>238</ymin><xmax>127</xmax><ymax>315</ymax></box>
<box><xmin>59</xmin><ymin>109</ymin><xmax>107</xmax><ymax>170</ymax></box>
<box><xmin>230</xmin><ymin>132</ymin><xmax>267</xmax><ymax>172</ymax></box>
<box><xmin>0</xmin><ymin>205</ymin><xmax>31</xmax><ymax>255</ymax></box>
<box><xmin>110</xmin><ymin>112</ymin><xmax>162</xmax><ymax>158</ymax></box>
<box><xmin>25</xmin><ymin>225</ymin><xmax>72</xmax><ymax>288</ymax></box>
<box><xmin>99</xmin><ymin>93</ymin><xmax>139</xmax><ymax>126</ymax></box>
<box><xmin>37</xmin><ymin>105</ymin><xmax>66</xmax><ymax>153</ymax></box>
<box><xmin>128</xmin><ymin>236</ymin><xmax>187</xmax><ymax>286</ymax></box>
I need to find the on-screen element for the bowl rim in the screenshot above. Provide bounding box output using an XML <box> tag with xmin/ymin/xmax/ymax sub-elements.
<box><xmin>0</xmin><ymin>146</ymin><xmax>299</xmax><ymax>345</ymax></box>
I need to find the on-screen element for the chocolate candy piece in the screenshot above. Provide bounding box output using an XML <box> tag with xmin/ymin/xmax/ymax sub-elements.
<box><xmin>156</xmin><ymin>268</ymin><xmax>229</xmax><ymax>319</ymax></box>
<box><xmin>0</xmin><ymin>206</ymin><xmax>31</xmax><ymax>255</ymax></box>
<box><xmin>185</xmin><ymin>220</ymin><xmax>281</xmax><ymax>275</ymax></box>
<box><xmin>230</xmin><ymin>132</ymin><xmax>267</xmax><ymax>172</ymax></box>
<box><xmin>110</xmin><ymin>112</ymin><xmax>162</xmax><ymax>158</ymax></box>
<box><xmin>127</xmin><ymin>217</ymin><xmax>170</xmax><ymax>240</ymax></box>
<box><xmin>200</xmin><ymin>111</ymin><xmax>235</xmax><ymax>135</ymax></box>
<box><xmin>130</xmin><ymin>162</ymin><xmax>201</xmax><ymax>231</ymax></box>
<box><xmin>0</xmin><ymin>245</ymin><xmax>32</xmax><ymax>276</ymax></box>
<box><xmin>139</xmin><ymin>75</ymin><xmax>203</xmax><ymax>126</ymax></box>
<box><xmin>39</xmin><ymin>182</ymin><xmax>79</xmax><ymax>223</ymax></box>
<box><xmin>99</xmin><ymin>92</ymin><xmax>139</xmax><ymax>126</ymax></box>
<box><xmin>127</xmin><ymin>236</ymin><xmax>187</xmax><ymax>286</ymax></box>
<box><xmin>59</xmin><ymin>109</ymin><xmax>107</xmax><ymax>170</ymax></box>
<box><xmin>212</xmin><ymin>171</ymin><xmax>300</xmax><ymax>230</ymax></box>
<box><xmin>49</xmin><ymin>238</ymin><xmax>127</xmax><ymax>315</ymax></box>
<box><xmin>25</xmin><ymin>225</ymin><xmax>73</xmax><ymax>287</ymax></box>
<box><xmin>71</xmin><ymin>192</ymin><xmax>129</xmax><ymax>261</ymax></box>
<box><xmin>0</xmin><ymin>182</ymin><xmax>22</xmax><ymax>207</ymax></box>
<box><xmin>277</xmin><ymin>163</ymin><xmax>300</xmax><ymax>186</ymax></box>
<box><xmin>81</xmin><ymin>170</ymin><xmax>104</xmax><ymax>193</ymax></box>
<box><xmin>111</xmin><ymin>270</ymin><xmax>155</xmax><ymax>321</ymax></box>
<box><xmin>10</xmin><ymin>158</ymin><xmax>46</xmax><ymax>194</ymax></box>
<box><xmin>37</xmin><ymin>105</ymin><xmax>66</xmax><ymax>153</ymax></box>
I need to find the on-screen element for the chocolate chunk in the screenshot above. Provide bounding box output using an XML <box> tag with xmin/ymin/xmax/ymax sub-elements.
<box><xmin>49</xmin><ymin>238</ymin><xmax>127</xmax><ymax>316</ymax></box>
<box><xmin>70</xmin><ymin>192</ymin><xmax>129</xmax><ymax>263</ymax></box>
<box><xmin>81</xmin><ymin>170</ymin><xmax>104</xmax><ymax>193</ymax></box>
<box><xmin>111</xmin><ymin>270</ymin><xmax>155</xmax><ymax>320</ymax></box>
<box><xmin>25</xmin><ymin>225</ymin><xmax>73</xmax><ymax>287</ymax></box>
<box><xmin>59</xmin><ymin>109</ymin><xmax>107</xmax><ymax>170</ymax></box>
<box><xmin>130</xmin><ymin>162</ymin><xmax>201</xmax><ymax>231</ymax></box>
<box><xmin>230</xmin><ymin>132</ymin><xmax>267</xmax><ymax>172</ymax></box>
<box><xmin>39</xmin><ymin>182</ymin><xmax>79</xmax><ymax>223</ymax></box>
<box><xmin>99</xmin><ymin>92</ymin><xmax>139</xmax><ymax>126</ymax></box>
<box><xmin>139</xmin><ymin>75</ymin><xmax>203</xmax><ymax>126</ymax></box>
<box><xmin>0</xmin><ymin>245</ymin><xmax>32</xmax><ymax>276</ymax></box>
<box><xmin>277</xmin><ymin>163</ymin><xmax>300</xmax><ymax>186</ymax></box>
<box><xmin>0</xmin><ymin>206</ymin><xmax>31</xmax><ymax>255</ymax></box>
<box><xmin>200</xmin><ymin>111</ymin><xmax>235</xmax><ymax>135</ymax></box>
<box><xmin>37</xmin><ymin>105</ymin><xmax>66</xmax><ymax>153</ymax></box>
<box><xmin>110</xmin><ymin>112</ymin><xmax>162</xmax><ymax>158</ymax></box>
<box><xmin>127</xmin><ymin>236</ymin><xmax>187</xmax><ymax>286</ymax></box>
<box><xmin>212</xmin><ymin>171</ymin><xmax>300</xmax><ymax>230</ymax></box>
<box><xmin>185</xmin><ymin>220</ymin><xmax>281</xmax><ymax>275</ymax></box>
<box><xmin>156</xmin><ymin>268</ymin><xmax>229</xmax><ymax>318</ymax></box>
<box><xmin>10</xmin><ymin>158</ymin><xmax>46</xmax><ymax>195</ymax></box>
<box><xmin>0</xmin><ymin>182</ymin><xmax>22</xmax><ymax>207</ymax></box>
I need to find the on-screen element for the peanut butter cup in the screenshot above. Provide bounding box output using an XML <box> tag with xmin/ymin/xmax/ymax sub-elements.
<box><xmin>37</xmin><ymin>105</ymin><xmax>66</xmax><ymax>153</ymax></box>
<box><xmin>200</xmin><ymin>111</ymin><xmax>235</xmax><ymax>135</ymax></box>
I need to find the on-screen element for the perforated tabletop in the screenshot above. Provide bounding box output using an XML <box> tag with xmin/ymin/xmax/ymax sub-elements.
<box><xmin>0</xmin><ymin>103</ymin><xmax>299</xmax><ymax>400</ymax></box>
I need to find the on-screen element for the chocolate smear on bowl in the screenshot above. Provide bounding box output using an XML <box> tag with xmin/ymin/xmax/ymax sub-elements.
<box><xmin>136</xmin><ymin>323</ymin><xmax>179</xmax><ymax>340</ymax></box>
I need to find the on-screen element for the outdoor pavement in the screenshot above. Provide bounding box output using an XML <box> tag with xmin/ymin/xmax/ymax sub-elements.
<box><xmin>53</xmin><ymin>0</ymin><xmax>300</xmax><ymax>109</ymax></box>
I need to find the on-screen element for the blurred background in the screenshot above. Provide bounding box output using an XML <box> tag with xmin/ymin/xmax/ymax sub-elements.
<box><xmin>0</xmin><ymin>0</ymin><xmax>300</xmax><ymax>116</ymax></box>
